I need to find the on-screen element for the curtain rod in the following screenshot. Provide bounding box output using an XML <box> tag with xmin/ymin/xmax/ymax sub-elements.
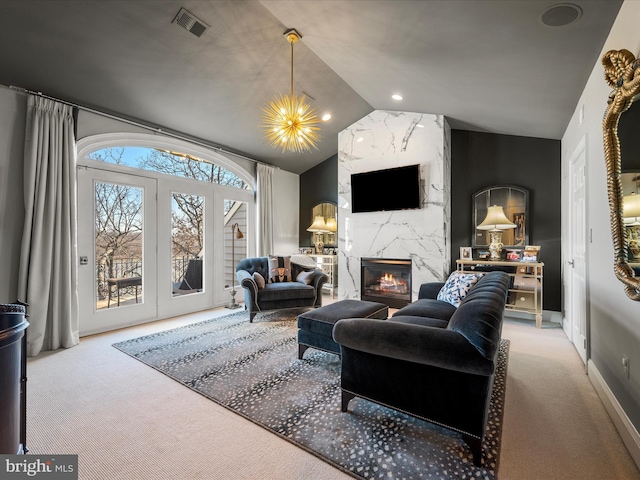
<box><xmin>9</xmin><ymin>85</ymin><xmax>278</xmax><ymax>169</ymax></box>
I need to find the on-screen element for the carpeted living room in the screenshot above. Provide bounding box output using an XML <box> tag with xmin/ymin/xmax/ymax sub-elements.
<box><xmin>1</xmin><ymin>2</ymin><xmax>640</xmax><ymax>480</ymax></box>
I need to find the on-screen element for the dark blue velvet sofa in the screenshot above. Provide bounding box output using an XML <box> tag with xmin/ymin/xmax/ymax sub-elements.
<box><xmin>333</xmin><ymin>271</ymin><xmax>510</xmax><ymax>466</ymax></box>
<box><xmin>236</xmin><ymin>257</ymin><xmax>328</xmax><ymax>322</ymax></box>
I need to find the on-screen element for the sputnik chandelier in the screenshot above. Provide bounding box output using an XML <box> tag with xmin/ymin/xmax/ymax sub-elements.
<box><xmin>262</xmin><ymin>29</ymin><xmax>321</xmax><ymax>153</ymax></box>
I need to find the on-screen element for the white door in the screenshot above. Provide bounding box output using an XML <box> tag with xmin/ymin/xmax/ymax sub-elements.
<box><xmin>157</xmin><ymin>178</ymin><xmax>215</xmax><ymax>317</ymax></box>
<box><xmin>565</xmin><ymin>139</ymin><xmax>588</xmax><ymax>364</ymax></box>
<box><xmin>77</xmin><ymin>167</ymin><xmax>158</xmax><ymax>335</ymax></box>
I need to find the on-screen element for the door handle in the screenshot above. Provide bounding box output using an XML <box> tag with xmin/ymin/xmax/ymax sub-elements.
<box><xmin>568</xmin><ymin>260</ymin><xmax>575</xmax><ymax>267</ymax></box>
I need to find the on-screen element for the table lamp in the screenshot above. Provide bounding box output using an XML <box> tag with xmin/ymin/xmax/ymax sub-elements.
<box><xmin>476</xmin><ymin>205</ymin><xmax>516</xmax><ymax>260</ymax></box>
<box><xmin>307</xmin><ymin>215</ymin><xmax>329</xmax><ymax>253</ymax></box>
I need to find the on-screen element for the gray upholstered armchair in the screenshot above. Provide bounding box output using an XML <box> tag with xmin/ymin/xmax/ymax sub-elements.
<box><xmin>235</xmin><ymin>256</ymin><xmax>328</xmax><ymax>322</ymax></box>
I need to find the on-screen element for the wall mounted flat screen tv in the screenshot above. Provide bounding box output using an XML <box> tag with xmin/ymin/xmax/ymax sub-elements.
<box><xmin>351</xmin><ymin>164</ymin><xmax>421</xmax><ymax>213</ymax></box>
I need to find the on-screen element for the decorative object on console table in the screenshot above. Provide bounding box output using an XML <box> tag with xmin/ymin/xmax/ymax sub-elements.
<box><xmin>505</xmin><ymin>248</ymin><xmax>522</xmax><ymax>262</ymax></box>
<box><xmin>513</xmin><ymin>212</ymin><xmax>526</xmax><ymax>246</ymax></box>
<box><xmin>476</xmin><ymin>205</ymin><xmax>516</xmax><ymax>260</ymax></box>
<box><xmin>457</xmin><ymin>259</ymin><xmax>544</xmax><ymax>328</ymax></box>
<box><xmin>522</xmin><ymin>245</ymin><xmax>541</xmax><ymax>262</ymax></box>
<box><xmin>460</xmin><ymin>246</ymin><xmax>472</xmax><ymax>259</ymax></box>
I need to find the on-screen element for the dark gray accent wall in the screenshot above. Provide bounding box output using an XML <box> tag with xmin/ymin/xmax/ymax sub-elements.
<box><xmin>299</xmin><ymin>154</ymin><xmax>338</xmax><ymax>247</ymax></box>
<box><xmin>451</xmin><ymin>130</ymin><xmax>562</xmax><ymax>312</ymax></box>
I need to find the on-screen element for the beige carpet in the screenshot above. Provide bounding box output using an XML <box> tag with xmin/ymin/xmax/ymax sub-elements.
<box><xmin>25</xmin><ymin>307</ymin><xmax>640</xmax><ymax>480</ymax></box>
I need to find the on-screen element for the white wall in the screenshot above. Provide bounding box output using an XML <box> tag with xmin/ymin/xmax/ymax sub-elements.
<box><xmin>272</xmin><ymin>168</ymin><xmax>300</xmax><ymax>256</ymax></box>
<box><xmin>562</xmin><ymin>0</ymin><xmax>640</xmax><ymax>435</ymax></box>
<box><xmin>0</xmin><ymin>86</ymin><xmax>26</xmax><ymax>303</ymax></box>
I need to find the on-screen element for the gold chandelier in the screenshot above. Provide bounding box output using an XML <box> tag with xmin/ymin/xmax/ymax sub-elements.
<box><xmin>262</xmin><ymin>29</ymin><xmax>321</xmax><ymax>153</ymax></box>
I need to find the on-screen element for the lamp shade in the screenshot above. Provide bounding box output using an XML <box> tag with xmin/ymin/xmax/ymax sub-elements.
<box><xmin>623</xmin><ymin>193</ymin><xmax>640</xmax><ymax>222</ymax></box>
<box><xmin>307</xmin><ymin>215</ymin><xmax>329</xmax><ymax>232</ymax></box>
<box><xmin>325</xmin><ymin>217</ymin><xmax>337</xmax><ymax>232</ymax></box>
<box><xmin>477</xmin><ymin>205</ymin><xmax>517</xmax><ymax>231</ymax></box>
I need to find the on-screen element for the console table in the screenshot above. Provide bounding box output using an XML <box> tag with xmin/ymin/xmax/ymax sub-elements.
<box><xmin>305</xmin><ymin>254</ymin><xmax>337</xmax><ymax>298</ymax></box>
<box><xmin>456</xmin><ymin>259</ymin><xmax>544</xmax><ymax>328</ymax></box>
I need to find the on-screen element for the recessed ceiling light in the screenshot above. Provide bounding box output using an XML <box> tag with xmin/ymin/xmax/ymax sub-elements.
<box><xmin>392</xmin><ymin>94</ymin><xmax>403</xmax><ymax>101</ymax></box>
<box><xmin>416</xmin><ymin>124</ymin><xmax>424</xmax><ymax>128</ymax></box>
<box><xmin>356</xmin><ymin>137</ymin><xmax>364</xmax><ymax>143</ymax></box>
<box><xmin>322</xmin><ymin>113</ymin><xmax>332</xmax><ymax>121</ymax></box>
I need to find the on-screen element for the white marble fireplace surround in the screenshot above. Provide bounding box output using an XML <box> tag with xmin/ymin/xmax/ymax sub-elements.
<box><xmin>337</xmin><ymin>110</ymin><xmax>451</xmax><ymax>302</ymax></box>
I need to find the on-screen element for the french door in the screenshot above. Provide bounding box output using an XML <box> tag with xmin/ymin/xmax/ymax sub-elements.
<box><xmin>78</xmin><ymin>164</ymin><xmax>253</xmax><ymax>335</ymax></box>
<box><xmin>77</xmin><ymin>168</ymin><xmax>158</xmax><ymax>335</ymax></box>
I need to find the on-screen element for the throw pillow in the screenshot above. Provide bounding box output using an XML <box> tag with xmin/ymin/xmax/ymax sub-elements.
<box><xmin>437</xmin><ymin>271</ymin><xmax>485</xmax><ymax>307</ymax></box>
<box><xmin>296</xmin><ymin>270</ymin><xmax>315</xmax><ymax>285</ymax></box>
<box><xmin>253</xmin><ymin>272</ymin><xmax>266</xmax><ymax>289</ymax></box>
<box><xmin>268</xmin><ymin>255</ymin><xmax>292</xmax><ymax>283</ymax></box>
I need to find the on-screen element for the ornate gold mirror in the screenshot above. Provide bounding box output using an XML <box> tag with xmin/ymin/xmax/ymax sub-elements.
<box><xmin>601</xmin><ymin>49</ymin><xmax>640</xmax><ymax>300</ymax></box>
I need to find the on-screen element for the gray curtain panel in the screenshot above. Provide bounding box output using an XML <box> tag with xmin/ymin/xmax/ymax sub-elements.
<box><xmin>18</xmin><ymin>96</ymin><xmax>79</xmax><ymax>356</ymax></box>
<box><xmin>256</xmin><ymin>163</ymin><xmax>274</xmax><ymax>256</ymax></box>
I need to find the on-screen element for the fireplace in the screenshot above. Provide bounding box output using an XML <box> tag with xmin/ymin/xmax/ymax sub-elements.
<box><xmin>361</xmin><ymin>258</ymin><xmax>412</xmax><ymax>309</ymax></box>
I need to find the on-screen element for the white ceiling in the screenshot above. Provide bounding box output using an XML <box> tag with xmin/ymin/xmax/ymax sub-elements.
<box><xmin>0</xmin><ymin>0</ymin><xmax>622</xmax><ymax>174</ymax></box>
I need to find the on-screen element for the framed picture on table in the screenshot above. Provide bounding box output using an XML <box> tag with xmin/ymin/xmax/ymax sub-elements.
<box><xmin>522</xmin><ymin>245</ymin><xmax>541</xmax><ymax>262</ymax></box>
<box><xmin>505</xmin><ymin>248</ymin><xmax>523</xmax><ymax>261</ymax></box>
<box><xmin>460</xmin><ymin>247</ymin><xmax>472</xmax><ymax>259</ymax></box>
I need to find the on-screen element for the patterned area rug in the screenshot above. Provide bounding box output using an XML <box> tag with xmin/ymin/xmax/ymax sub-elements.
<box><xmin>113</xmin><ymin>310</ymin><xmax>509</xmax><ymax>479</ymax></box>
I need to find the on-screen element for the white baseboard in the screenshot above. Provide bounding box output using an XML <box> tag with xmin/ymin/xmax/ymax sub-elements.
<box><xmin>588</xmin><ymin>359</ymin><xmax>640</xmax><ymax>470</ymax></box>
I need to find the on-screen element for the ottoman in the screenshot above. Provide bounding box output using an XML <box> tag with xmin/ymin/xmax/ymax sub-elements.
<box><xmin>297</xmin><ymin>299</ymin><xmax>388</xmax><ymax>359</ymax></box>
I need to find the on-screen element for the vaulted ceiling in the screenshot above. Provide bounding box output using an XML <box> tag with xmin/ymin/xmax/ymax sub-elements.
<box><xmin>0</xmin><ymin>1</ymin><xmax>622</xmax><ymax>173</ymax></box>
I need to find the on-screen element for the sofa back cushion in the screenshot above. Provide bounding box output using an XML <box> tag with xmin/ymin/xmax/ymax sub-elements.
<box><xmin>446</xmin><ymin>271</ymin><xmax>510</xmax><ymax>361</ymax></box>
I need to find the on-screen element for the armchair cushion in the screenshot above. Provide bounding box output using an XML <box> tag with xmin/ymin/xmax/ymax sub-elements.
<box><xmin>257</xmin><ymin>281</ymin><xmax>315</xmax><ymax>302</ymax></box>
<box><xmin>437</xmin><ymin>271</ymin><xmax>485</xmax><ymax>307</ymax></box>
<box><xmin>268</xmin><ymin>255</ymin><xmax>292</xmax><ymax>283</ymax></box>
<box><xmin>296</xmin><ymin>270</ymin><xmax>315</xmax><ymax>285</ymax></box>
<box><xmin>253</xmin><ymin>272</ymin><xmax>266</xmax><ymax>289</ymax></box>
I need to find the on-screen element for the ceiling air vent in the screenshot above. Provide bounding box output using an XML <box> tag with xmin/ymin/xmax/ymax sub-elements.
<box><xmin>172</xmin><ymin>8</ymin><xmax>209</xmax><ymax>38</ymax></box>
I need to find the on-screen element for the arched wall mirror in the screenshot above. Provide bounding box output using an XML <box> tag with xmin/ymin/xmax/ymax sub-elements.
<box><xmin>472</xmin><ymin>186</ymin><xmax>529</xmax><ymax>248</ymax></box>
<box><xmin>601</xmin><ymin>49</ymin><xmax>640</xmax><ymax>300</ymax></box>
<box><xmin>309</xmin><ymin>202</ymin><xmax>338</xmax><ymax>251</ymax></box>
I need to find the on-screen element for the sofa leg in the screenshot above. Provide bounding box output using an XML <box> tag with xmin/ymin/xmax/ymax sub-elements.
<box><xmin>298</xmin><ymin>344</ymin><xmax>309</xmax><ymax>360</ymax></box>
<box><xmin>341</xmin><ymin>391</ymin><xmax>356</xmax><ymax>412</ymax></box>
<box><xmin>249</xmin><ymin>312</ymin><xmax>256</xmax><ymax>323</ymax></box>
<box><xmin>462</xmin><ymin>434</ymin><xmax>482</xmax><ymax>467</ymax></box>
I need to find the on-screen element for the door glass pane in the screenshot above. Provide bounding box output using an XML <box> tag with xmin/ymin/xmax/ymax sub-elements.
<box><xmin>95</xmin><ymin>181</ymin><xmax>143</xmax><ymax>310</ymax></box>
<box><xmin>224</xmin><ymin>200</ymin><xmax>248</xmax><ymax>296</ymax></box>
<box><xmin>172</xmin><ymin>192</ymin><xmax>204</xmax><ymax>296</ymax></box>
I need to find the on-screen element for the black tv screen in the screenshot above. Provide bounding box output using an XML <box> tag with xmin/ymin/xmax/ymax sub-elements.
<box><xmin>351</xmin><ymin>164</ymin><xmax>421</xmax><ymax>213</ymax></box>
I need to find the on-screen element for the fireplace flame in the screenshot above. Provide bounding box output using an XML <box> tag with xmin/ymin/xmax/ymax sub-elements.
<box><xmin>378</xmin><ymin>273</ymin><xmax>407</xmax><ymax>293</ymax></box>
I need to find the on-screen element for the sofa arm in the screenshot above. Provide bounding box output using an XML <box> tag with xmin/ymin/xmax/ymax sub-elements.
<box><xmin>418</xmin><ymin>282</ymin><xmax>445</xmax><ymax>300</ymax></box>
<box><xmin>333</xmin><ymin>318</ymin><xmax>495</xmax><ymax>376</ymax></box>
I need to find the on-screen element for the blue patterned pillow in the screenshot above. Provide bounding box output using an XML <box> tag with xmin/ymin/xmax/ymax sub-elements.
<box><xmin>437</xmin><ymin>271</ymin><xmax>485</xmax><ymax>307</ymax></box>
